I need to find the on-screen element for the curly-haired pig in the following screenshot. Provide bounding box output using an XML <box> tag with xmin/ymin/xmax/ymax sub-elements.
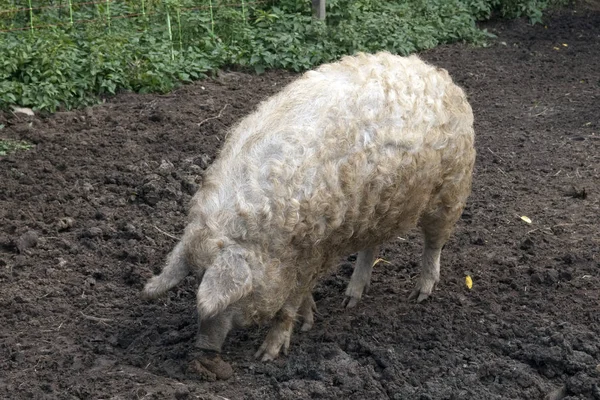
<box><xmin>143</xmin><ymin>51</ymin><xmax>476</xmax><ymax>361</ymax></box>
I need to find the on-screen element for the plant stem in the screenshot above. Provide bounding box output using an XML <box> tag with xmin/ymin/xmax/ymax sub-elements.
<box><xmin>208</xmin><ymin>0</ymin><xmax>214</xmax><ymax>34</ymax></box>
<box><xmin>106</xmin><ymin>0</ymin><xmax>111</xmax><ymax>32</ymax></box>
<box><xmin>27</xmin><ymin>0</ymin><xmax>34</xmax><ymax>35</ymax></box>
<box><xmin>166</xmin><ymin>4</ymin><xmax>174</xmax><ymax>60</ymax></box>
<box><xmin>67</xmin><ymin>0</ymin><xmax>74</xmax><ymax>26</ymax></box>
<box><xmin>241</xmin><ymin>0</ymin><xmax>247</xmax><ymax>25</ymax></box>
<box><xmin>176</xmin><ymin>5</ymin><xmax>182</xmax><ymax>52</ymax></box>
<box><xmin>141</xmin><ymin>0</ymin><xmax>147</xmax><ymax>31</ymax></box>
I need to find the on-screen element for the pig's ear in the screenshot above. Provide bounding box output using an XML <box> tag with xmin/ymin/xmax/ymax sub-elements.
<box><xmin>196</xmin><ymin>246</ymin><xmax>253</xmax><ymax>319</ymax></box>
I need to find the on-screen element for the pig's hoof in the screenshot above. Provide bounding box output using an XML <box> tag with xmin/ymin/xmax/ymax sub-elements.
<box><xmin>254</xmin><ymin>341</ymin><xmax>285</xmax><ymax>362</ymax></box>
<box><xmin>300</xmin><ymin>320</ymin><xmax>314</xmax><ymax>332</ymax></box>
<box><xmin>198</xmin><ymin>354</ymin><xmax>233</xmax><ymax>380</ymax></box>
<box><xmin>189</xmin><ymin>360</ymin><xmax>217</xmax><ymax>381</ymax></box>
<box><xmin>408</xmin><ymin>278</ymin><xmax>437</xmax><ymax>303</ymax></box>
<box><xmin>188</xmin><ymin>350</ymin><xmax>232</xmax><ymax>380</ymax></box>
<box><xmin>342</xmin><ymin>295</ymin><xmax>360</xmax><ymax>309</ymax></box>
<box><xmin>298</xmin><ymin>298</ymin><xmax>316</xmax><ymax>332</ymax></box>
<box><xmin>343</xmin><ymin>282</ymin><xmax>369</xmax><ymax>308</ymax></box>
<box><xmin>408</xmin><ymin>290</ymin><xmax>430</xmax><ymax>303</ymax></box>
<box><xmin>254</xmin><ymin>345</ymin><xmax>279</xmax><ymax>362</ymax></box>
<box><xmin>254</xmin><ymin>330</ymin><xmax>291</xmax><ymax>361</ymax></box>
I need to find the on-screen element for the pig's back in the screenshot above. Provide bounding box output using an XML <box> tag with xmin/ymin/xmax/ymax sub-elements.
<box><xmin>203</xmin><ymin>52</ymin><xmax>475</xmax><ymax>255</ymax></box>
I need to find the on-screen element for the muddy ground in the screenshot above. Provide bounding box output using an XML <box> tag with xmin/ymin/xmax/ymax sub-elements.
<box><xmin>1</xmin><ymin>3</ymin><xmax>599</xmax><ymax>399</ymax></box>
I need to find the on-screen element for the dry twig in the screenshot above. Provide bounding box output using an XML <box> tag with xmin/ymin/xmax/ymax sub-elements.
<box><xmin>153</xmin><ymin>225</ymin><xmax>179</xmax><ymax>240</ymax></box>
<box><xmin>80</xmin><ymin>312</ymin><xmax>113</xmax><ymax>324</ymax></box>
<box><xmin>198</xmin><ymin>104</ymin><xmax>229</xmax><ymax>127</ymax></box>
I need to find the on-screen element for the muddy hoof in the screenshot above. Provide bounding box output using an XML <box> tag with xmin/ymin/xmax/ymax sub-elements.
<box><xmin>190</xmin><ymin>353</ymin><xmax>233</xmax><ymax>380</ymax></box>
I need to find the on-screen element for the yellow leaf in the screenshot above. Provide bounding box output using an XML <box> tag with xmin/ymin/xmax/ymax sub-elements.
<box><xmin>520</xmin><ymin>216</ymin><xmax>532</xmax><ymax>224</ymax></box>
<box><xmin>465</xmin><ymin>275</ymin><xmax>473</xmax><ymax>289</ymax></box>
<box><xmin>372</xmin><ymin>258</ymin><xmax>391</xmax><ymax>267</ymax></box>
<box><xmin>553</xmin><ymin>47</ymin><xmax>560</xmax><ymax>50</ymax></box>
<box><xmin>562</xmin><ymin>43</ymin><xmax>568</xmax><ymax>47</ymax></box>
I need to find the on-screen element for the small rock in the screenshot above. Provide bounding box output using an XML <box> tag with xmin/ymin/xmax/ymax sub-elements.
<box><xmin>89</xmin><ymin>227</ymin><xmax>103</xmax><ymax>237</ymax></box>
<box><xmin>566</xmin><ymin>371</ymin><xmax>596</xmax><ymax>395</ymax></box>
<box><xmin>162</xmin><ymin>184</ymin><xmax>181</xmax><ymax>201</ymax></box>
<box><xmin>158</xmin><ymin>159</ymin><xmax>175</xmax><ymax>176</ymax></box>
<box><xmin>119</xmin><ymin>221</ymin><xmax>143</xmax><ymax>241</ymax></box>
<box><xmin>544</xmin><ymin>384</ymin><xmax>566</xmax><ymax>400</ymax></box>
<box><xmin>544</xmin><ymin>269</ymin><xmax>559</xmax><ymax>284</ymax></box>
<box><xmin>470</xmin><ymin>234</ymin><xmax>485</xmax><ymax>245</ymax></box>
<box><xmin>558</xmin><ymin>269</ymin><xmax>572</xmax><ymax>281</ymax></box>
<box><xmin>174</xmin><ymin>386</ymin><xmax>190</xmax><ymax>399</ymax></box>
<box><xmin>149</xmin><ymin>112</ymin><xmax>163</xmax><ymax>122</ymax></box>
<box><xmin>570</xmin><ymin>350</ymin><xmax>595</xmax><ymax>366</ymax></box>
<box><xmin>94</xmin><ymin>209</ymin><xmax>108</xmax><ymax>220</ymax></box>
<box><xmin>12</xmin><ymin>106</ymin><xmax>35</xmax><ymax>116</ymax></box>
<box><xmin>82</xmin><ymin>227</ymin><xmax>103</xmax><ymax>238</ymax></box>
<box><xmin>82</xmin><ymin>182</ymin><xmax>95</xmax><ymax>193</ymax></box>
<box><xmin>181</xmin><ymin>177</ymin><xmax>199</xmax><ymax>195</ymax></box>
<box><xmin>16</xmin><ymin>230</ymin><xmax>39</xmax><ymax>253</ymax></box>
<box><xmin>531</xmin><ymin>273</ymin><xmax>543</xmax><ymax>284</ymax></box>
<box><xmin>139</xmin><ymin>175</ymin><xmax>163</xmax><ymax>206</ymax></box>
<box><xmin>565</xmin><ymin>186</ymin><xmax>587</xmax><ymax>199</ymax></box>
<box><xmin>520</xmin><ymin>237</ymin><xmax>534</xmax><ymax>251</ymax></box>
<box><xmin>188</xmin><ymin>164</ymin><xmax>203</xmax><ymax>175</ymax></box>
<box><xmin>57</xmin><ymin>217</ymin><xmax>75</xmax><ymax>231</ymax></box>
<box><xmin>561</xmin><ymin>253</ymin><xmax>574</xmax><ymax>264</ymax></box>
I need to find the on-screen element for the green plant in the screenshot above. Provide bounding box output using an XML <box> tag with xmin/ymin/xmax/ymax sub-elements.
<box><xmin>0</xmin><ymin>0</ymin><xmax>564</xmax><ymax>112</ymax></box>
<box><xmin>0</xmin><ymin>138</ymin><xmax>33</xmax><ymax>156</ymax></box>
<box><xmin>464</xmin><ymin>0</ymin><xmax>570</xmax><ymax>24</ymax></box>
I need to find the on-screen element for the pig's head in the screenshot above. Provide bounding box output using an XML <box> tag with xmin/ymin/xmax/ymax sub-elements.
<box><xmin>143</xmin><ymin>224</ymin><xmax>259</xmax><ymax>352</ymax></box>
<box><xmin>185</xmin><ymin>238</ymin><xmax>253</xmax><ymax>318</ymax></box>
<box><xmin>183</xmin><ymin>232</ymin><xmax>258</xmax><ymax>351</ymax></box>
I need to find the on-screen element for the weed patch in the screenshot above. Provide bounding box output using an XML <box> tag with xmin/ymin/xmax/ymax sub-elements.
<box><xmin>0</xmin><ymin>0</ymin><xmax>568</xmax><ymax>112</ymax></box>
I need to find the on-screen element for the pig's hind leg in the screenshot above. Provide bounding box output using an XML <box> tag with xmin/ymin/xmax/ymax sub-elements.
<box><xmin>343</xmin><ymin>247</ymin><xmax>379</xmax><ymax>308</ymax></box>
<box><xmin>409</xmin><ymin>196</ymin><xmax>468</xmax><ymax>303</ymax></box>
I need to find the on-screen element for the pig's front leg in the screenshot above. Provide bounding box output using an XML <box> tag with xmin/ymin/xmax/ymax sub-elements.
<box><xmin>196</xmin><ymin>311</ymin><xmax>235</xmax><ymax>352</ymax></box>
<box><xmin>254</xmin><ymin>295</ymin><xmax>304</xmax><ymax>361</ymax></box>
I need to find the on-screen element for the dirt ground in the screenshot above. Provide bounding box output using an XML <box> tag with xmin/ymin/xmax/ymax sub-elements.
<box><xmin>1</xmin><ymin>3</ymin><xmax>599</xmax><ymax>399</ymax></box>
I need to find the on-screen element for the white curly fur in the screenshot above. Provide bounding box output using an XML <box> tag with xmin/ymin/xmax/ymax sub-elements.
<box><xmin>143</xmin><ymin>52</ymin><xmax>476</xmax><ymax>361</ymax></box>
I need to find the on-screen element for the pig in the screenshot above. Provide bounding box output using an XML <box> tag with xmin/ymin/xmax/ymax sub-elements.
<box><xmin>143</xmin><ymin>51</ymin><xmax>476</xmax><ymax>361</ymax></box>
